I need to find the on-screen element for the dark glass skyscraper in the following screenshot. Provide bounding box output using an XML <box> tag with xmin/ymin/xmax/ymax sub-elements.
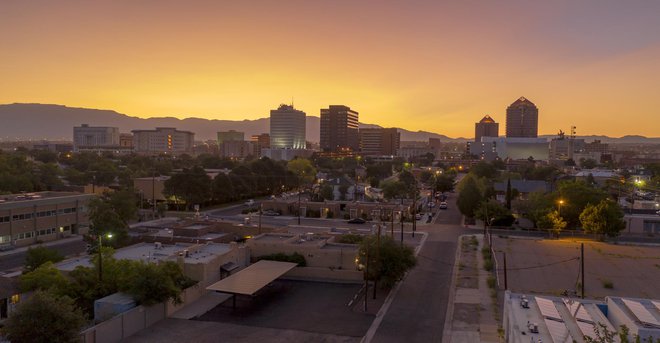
<box><xmin>474</xmin><ymin>115</ymin><xmax>499</xmax><ymax>142</ymax></box>
<box><xmin>506</xmin><ymin>97</ymin><xmax>538</xmax><ymax>138</ymax></box>
<box><xmin>320</xmin><ymin>105</ymin><xmax>359</xmax><ymax>152</ymax></box>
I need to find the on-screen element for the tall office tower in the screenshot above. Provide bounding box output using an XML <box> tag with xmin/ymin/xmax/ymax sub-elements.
<box><xmin>320</xmin><ymin>105</ymin><xmax>359</xmax><ymax>152</ymax></box>
<box><xmin>474</xmin><ymin>115</ymin><xmax>499</xmax><ymax>142</ymax></box>
<box><xmin>250</xmin><ymin>133</ymin><xmax>270</xmax><ymax>156</ymax></box>
<box><xmin>73</xmin><ymin>124</ymin><xmax>120</xmax><ymax>151</ymax></box>
<box><xmin>270</xmin><ymin>104</ymin><xmax>306</xmax><ymax>149</ymax></box>
<box><xmin>506</xmin><ymin>97</ymin><xmax>538</xmax><ymax>138</ymax></box>
<box><xmin>359</xmin><ymin>128</ymin><xmax>400</xmax><ymax>156</ymax></box>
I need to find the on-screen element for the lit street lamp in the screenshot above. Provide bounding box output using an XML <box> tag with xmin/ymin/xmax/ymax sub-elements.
<box><xmin>98</xmin><ymin>233</ymin><xmax>113</xmax><ymax>282</ymax></box>
<box><xmin>558</xmin><ymin>199</ymin><xmax>564</xmax><ymax>216</ymax></box>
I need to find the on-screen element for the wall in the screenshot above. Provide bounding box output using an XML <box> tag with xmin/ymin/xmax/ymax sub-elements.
<box><xmin>283</xmin><ymin>266</ymin><xmax>362</xmax><ymax>283</ymax></box>
<box><xmin>81</xmin><ymin>302</ymin><xmax>166</xmax><ymax>343</ymax></box>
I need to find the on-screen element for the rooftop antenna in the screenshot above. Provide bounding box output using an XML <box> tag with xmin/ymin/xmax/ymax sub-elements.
<box><xmin>571</xmin><ymin>126</ymin><xmax>576</xmax><ymax>139</ymax></box>
<box><xmin>291</xmin><ymin>97</ymin><xmax>294</xmax><ymax>108</ymax></box>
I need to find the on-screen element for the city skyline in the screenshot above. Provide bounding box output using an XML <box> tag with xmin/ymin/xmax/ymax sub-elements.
<box><xmin>2</xmin><ymin>1</ymin><xmax>660</xmax><ymax>137</ymax></box>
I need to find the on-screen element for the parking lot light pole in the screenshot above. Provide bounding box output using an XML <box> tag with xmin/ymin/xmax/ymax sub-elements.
<box><xmin>98</xmin><ymin>233</ymin><xmax>113</xmax><ymax>282</ymax></box>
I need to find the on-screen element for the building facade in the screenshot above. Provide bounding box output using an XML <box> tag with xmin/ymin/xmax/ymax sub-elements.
<box><xmin>270</xmin><ymin>104</ymin><xmax>306</xmax><ymax>149</ymax></box>
<box><xmin>217</xmin><ymin>130</ymin><xmax>244</xmax><ymax>146</ymax></box>
<box><xmin>320</xmin><ymin>105</ymin><xmax>359</xmax><ymax>152</ymax></box>
<box><xmin>220</xmin><ymin>140</ymin><xmax>254</xmax><ymax>159</ymax></box>
<box><xmin>475</xmin><ymin>115</ymin><xmax>499</xmax><ymax>142</ymax></box>
<box><xmin>0</xmin><ymin>192</ymin><xmax>92</xmax><ymax>248</ymax></box>
<box><xmin>506</xmin><ymin>97</ymin><xmax>539</xmax><ymax>138</ymax></box>
<box><xmin>250</xmin><ymin>133</ymin><xmax>270</xmax><ymax>156</ymax></box>
<box><xmin>73</xmin><ymin>124</ymin><xmax>120</xmax><ymax>152</ymax></box>
<box><xmin>359</xmin><ymin>128</ymin><xmax>400</xmax><ymax>156</ymax></box>
<box><xmin>131</xmin><ymin>127</ymin><xmax>194</xmax><ymax>154</ymax></box>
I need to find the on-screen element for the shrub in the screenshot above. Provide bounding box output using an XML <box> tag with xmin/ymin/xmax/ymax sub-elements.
<box><xmin>258</xmin><ymin>252</ymin><xmax>307</xmax><ymax>267</ymax></box>
<box><xmin>483</xmin><ymin>259</ymin><xmax>493</xmax><ymax>272</ymax></box>
<box><xmin>602</xmin><ymin>279</ymin><xmax>614</xmax><ymax>289</ymax></box>
<box><xmin>336</xmin><ymin>234</ymin><xmax>364</xmax><ymax>244</ymax></box>
<box><xmin>487</xmin><ymin>276</ymin><xmax>497</xmax><ymax>289</ymax></box>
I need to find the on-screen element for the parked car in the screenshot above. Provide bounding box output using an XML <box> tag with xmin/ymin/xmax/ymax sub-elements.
<box><xmin>244</xmin><ymin>199</ymin><xmax>255</xmax><ymax>206</ymax></box>
<box><xmin>415</xmin><ymin>213</ymin><xmax>422</xmax><ymax>220</ymax></box>
<box><xmin>262</xmin><ymin>210</ymin><xmax>280</xmax><ymax>216</ymax></box>
<box><xmin>439</xmin><ymin>202</ymin><xmax>448</xmax><ymax>209</ymax></box>
<box><xmin>348</xmin><ymin>218</ymin><xmax>366</xmax><ymax>224</ymax></box>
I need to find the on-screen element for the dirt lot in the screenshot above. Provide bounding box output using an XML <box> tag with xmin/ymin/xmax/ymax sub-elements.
<box><xmin>491</xmin><ymin>236</ymin><xmax>660</xmax><ymax>299</ymax></box>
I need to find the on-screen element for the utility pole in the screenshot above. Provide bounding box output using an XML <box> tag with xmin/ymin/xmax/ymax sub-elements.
<box><xmin>412</xmin><ymin>188</ymin><xmax>416</xmax><ymax>238</ymax></box>
<box><xmin>503</xmin><ymin>252</ymin><xmax>508</xmax><ymax>290</ymax></box>
<box><xmin>390</xmin><ymin>209</ymin><xmax>394</xmax><ymax>239</ymax></box>
<box><xmin>374</xmin><ymin>224</ymin><xmax>380</xmax><ymax>300</ymax></box>
<box><xmin>297</xmin><ymin>180</ymin><xmax>302</xmax><ymax>225</ymax></box>
<box><xmin>400</xmin><ymin>210</ymin><xmax>404</xmax><ymax>247</ymax></box>
<box><xmin>258</xmin><ymin>203</ymin><xmax>262</xmax><ymax>235</ymax></box>
<box><xmin>152</xmin><ymin>170</ymin><xmax>156</xmax><ymax>218</ymax></box>
<box><xmin>581</xmin><ymin>243</ymin><xmax>585</xmax><ymax>299</ymax></box>
<box><xmin>364</xmin><ymin>244</ymin><xmax>369</xmax><ymax>312</ymax></box>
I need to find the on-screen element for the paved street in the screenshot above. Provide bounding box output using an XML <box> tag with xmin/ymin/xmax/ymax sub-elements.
<box><xmin>368</xmin><ymin>192</ymin><xmax>468</xmax><ymax>342</ymax></box>
<box><xmin>0</xmin><ymin>236</ymin><xmax>86</xmax><ymax>272</ymax></box>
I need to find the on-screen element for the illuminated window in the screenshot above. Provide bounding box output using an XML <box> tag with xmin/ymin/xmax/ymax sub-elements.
<box><xmin>11</xmin><ymin>294</ymin><xmax>20</xmax><ymax>304</ymax></box>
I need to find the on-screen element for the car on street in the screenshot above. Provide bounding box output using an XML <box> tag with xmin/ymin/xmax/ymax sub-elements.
<box><xmin>262</xmin><ymin>210</ymin><xmax>280</xmax><ymax>216</ymax></box>
<box><xmin>439</xmin><ymin>201</ymin><xmax>448</xmax><ymax>209</ymax></box>
<box><xmin>415</xmin><ymin>213</ymin><xmax>422</xmax><ymax>220</ymax></box>
<box><xmin>347</xmin><ymin>218</ymin><xmax>366</xmax><ymax>224</ymax></box>
<box><xmin>244</xmin><ymin>199</ymin><xmax>255</xmax><ymax>206</ymax></box>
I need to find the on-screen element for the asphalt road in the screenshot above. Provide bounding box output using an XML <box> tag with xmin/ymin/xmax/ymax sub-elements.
<box><xmin>0</xmin><ymin>238</ymin><xmax>87</xmax><ymax>272</ymax></box>
<box><xmin>369</xmin><ymin>192</ymin><xmax>467</xmax><ymax>343</ymax></box>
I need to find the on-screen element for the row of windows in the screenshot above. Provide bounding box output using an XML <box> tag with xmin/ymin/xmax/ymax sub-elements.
<box><xmin>0</xmin><ymin>207</ymin><xmax>78</xmax><ymax>223</ymax></box>
<box><xmin>14</xmin><ymin>226</ymin><xmax>69</xmax><ymax>240</ymax></box>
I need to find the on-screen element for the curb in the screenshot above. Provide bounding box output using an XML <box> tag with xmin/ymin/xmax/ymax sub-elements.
<box><xmin>440</xmin><ymin>234</ymin><xmax>468</xmax><ymax>343</ymax></box>
<box><xmin>361</xmin><ymin>231</ymin><xmax>429</xmax><ymax>343</ymax></box>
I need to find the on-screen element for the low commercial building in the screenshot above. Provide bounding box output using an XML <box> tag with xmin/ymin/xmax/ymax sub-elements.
<box><xmin>0</xmin><ymin>192</ymin><xmax>92</xmax><ymax>248</ymax></box>
<box><xmin>132</xmin><ymin>127</ymin><xmax>194</xmax><ymax>155</ymax></box>
<box><xmin>504</xmin><ymin>292</ymin><xmax>660</xmax><ymax>343</ymax></box>
<box><xmin>261</xmin><ymin>148</ymin><xmax>314</xmax><ymax>161</ymax></box>
<box><xmin>0</xmin><ymin>277</ymin><xmax>19</xmax><ymax>324</ymax></box>
<box><xmin>623</xmin><ymin>214</ymin><xmax>660</xmax><ymax>235</ymax></box>
<box><xmin>472</xmin><ymin>137</ymin><xmax>549</xmax><ymax>161</ymax></box>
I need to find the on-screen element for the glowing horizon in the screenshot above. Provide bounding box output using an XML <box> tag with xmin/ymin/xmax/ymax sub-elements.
<box><xmin>1</xmin><ymin>1</ymin><xmax>659</xmax><ymax>137</ymax></box>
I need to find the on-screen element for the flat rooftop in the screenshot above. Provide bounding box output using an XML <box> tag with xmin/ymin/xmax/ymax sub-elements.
<box><xmin>251</xmin><ymin>234</ymin><xmax>295</xmax><ymax>243</ymax></box>
<box><xmin>0</xmin><ymin>191</ymin><xmax>90</xmax><ymax>205</ymax></box>
<box><xmin>57</xmin><ymin>242</ymin><xmax>193</xmax><ymax>271</ymax></box>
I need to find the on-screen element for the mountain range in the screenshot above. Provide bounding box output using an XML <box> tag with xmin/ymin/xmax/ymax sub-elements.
<box><xmin>0</xmin><ymin>103</ymin><xmax>658</xmax><ymax>144</ymax></box>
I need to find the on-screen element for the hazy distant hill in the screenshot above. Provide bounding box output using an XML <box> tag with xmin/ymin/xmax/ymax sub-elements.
<box><xmin>0</xmin><ymin>103</ymin><xmax>467</xmax><ymax>142</ymax></box>
<box><xmin>0</xmin><ymin>103</ymin><xmax>657</xmax><ymax>144</ymax></box>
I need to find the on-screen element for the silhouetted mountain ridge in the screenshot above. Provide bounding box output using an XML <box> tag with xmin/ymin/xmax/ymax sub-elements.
<box><xmin>0</xmin><ymin>103</ymin><xmax>657</xmax><ymax>144</ymax></box>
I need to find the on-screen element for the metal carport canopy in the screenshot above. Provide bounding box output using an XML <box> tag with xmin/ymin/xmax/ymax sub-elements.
<box><xmin>206</xmin><ymin>260</ymin><xmax>297</xmax><ymax>296</ymax></box>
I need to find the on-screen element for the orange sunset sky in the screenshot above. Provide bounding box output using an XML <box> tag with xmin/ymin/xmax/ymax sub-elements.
<box><xmin>1</xmin><ymin>0</ymin><xmax>659</xmax><ymax>138</ymax></box>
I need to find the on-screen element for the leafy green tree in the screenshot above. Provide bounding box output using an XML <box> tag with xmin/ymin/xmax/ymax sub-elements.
<box><xmin>358</xmin><ymin>235</ymin><xmax>416</xmax><ymax>288</ymax></box>
<box><xmin>470</xmin><ymin>161</ymin><xmax>498</xmax><ymax>179</ymax></box>
<box><xmin>457</xmin><ymin>175</ymin><xmax>483</xmax><ymax>218</ymax></box>
<box><xmin>88</xmin><ymin>191</ymin><xmax>136</xmax><ymax>245</ymax></box>
<box><xmin>120</xmin><ymin>261</ymin><xmax>194</xmax><ymax>306</ymax></box>
<box><xmin>24</xmin><ymin>246</ymin><xmax>64</xmax><ymax>273</ymax></box>
<box><xmin>580</xmin><ymin>158</ymin><xmax>598</xmax><ymax>169</ymax></box>
<box><xmin>580</xmin><ymin>199</ymin><xmax>626</xmax><ymax>238</ymax></box>
<box><xmin>382</xmin><ymin>180</ymin><xmax>408</xmax><ymax>200</ymax></box>
<box><xmin>434</xmin><ymin>174</ymin><xmax>455</xmax><ymax>193</ymax></box>
<box><xmin>19</xmin><ymin>262</ymin><xmax>71</xmax><ymax>294</ymax></box>
<box><xmin>4</xmin><ymin>291</ymin><xmax>86</xmax><ymax>343</ymax></box>
<box><xmin>320</xmin><ymin>184</ymin><xmax>334</xmax><ymax>200</ymax></box>
<box><xmin>212</xmin><ymin>173</ymin><xmax>234</xmax><ymax>203</ymax></box>
<box><xmin>558</xmin><ymin>180</ymin><xmax>608</xmax><ymax>227</ymax></box>
<box><xmin>398</xmin><ymin>170</ymin><xmax>416</xmax><ymax>191</ymax></box>
<box><xmin>164</xmin><ymin>166</ymin><xmax>211</xmax><ymax>210</ymax></box>
<box><xmin>474</xmin><ymin>199</ymin><xmax>515</xmax><ymax>227</ymax></box>
<box><xmin>287</xmin><ymin>158</ymin><xmax>317</xmax><ymax>186</ymax></box>
<box><xmin>537</xmin><ymin>210</ymin><xmax>567</xmax><ymax>238</ymax></box>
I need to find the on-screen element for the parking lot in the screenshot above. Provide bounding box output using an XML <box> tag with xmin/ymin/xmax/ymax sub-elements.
<box><xmin>492</xmin><ymin>236</ymin><xmax>660</xmax><ymax>299</ymax></box>
<box><xmin>195</xmin><ymin>280</ymin><xmax>386</xmax><ymax>337</ymax></box>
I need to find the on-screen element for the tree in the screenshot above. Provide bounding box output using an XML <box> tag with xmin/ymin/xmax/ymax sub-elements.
<box><xmin>536</xmin><ymin>210</ymin><xmax>567</xmax><ymax>238</ymax></box>
<box><xmin>24</xmin><ymin>246</ymin><xmax>64</xmax><ymax>273</ymax></box>
<box><xmin>505</xmin><ymin>178</ymin><xmax>513</xmax><ymax>210</ymax></box>
<box><xmin>382</xmin><ymin>180</ymin><xmax>408</xmax><ymax>200</ymax></box>
<box><xmin>120</xmin><ymin>261</ymin><xmax>194</xmax><ymax>306</ymax></box>
<box><xmin>470</xmin><ymin>161</ymin><xmax>498</xmax><ymax>179</ymax></box>
<box><xmin>580</xmin><ymin>199</ymin><xmax>626</xmax><ymax>238</ymax></box>
<box><xmin>474</xmin><ymin>199</ymin><xmax>515</xmax><ymax>227</ymax></box>
<box><xmin>320</xmin><ymin>184</ymin><xmax>334</xmax><ymax>200</ymax></box>
<box><xmin>88</xmin><ymin>192</ymin><xmax>134</xmax><ymax>245</ymax></box>
<box><xmin>3</xmin><ymin>291</ymin><xmax>86</xmax><ymax>343</ymax></box>
<box><xmin>287</xmin><ymin>158</ymin><xmax>317</xmax><ymax>186</ymax></box>
<box><xmin>398</xmin><ymin>170</ymin><xmax>416</xmax><ymax>191</ymax></box>
<box><xmin>434</xmin><ymin>174</ymin><xmax>455</xmax><ymax>193</ymax></box>
<box><xmin>163</xmin><ymin>166</ymin><xmax>211</xmax><ymax>210</ymax></box>
<box><xmin>580</xmin><ymin>158</ymin><xmax>598</xmax><ymax>169</ymax></box>
<box><xmin>19</xmin><ymin>262</ymin><xmax>71</xmax><ymax>295</ymax></box>
<box><xmin>358</xmin><ymin>235</ymin><xmax>416</xmax><ymax>288</ymax></box>
<box><xmin>457</xmin><ymin>175</ymin><xmax>483</xmax><ymax>218</ymax></box>
<box><xmin>558</xmin><ymin>180</ymin><xmax>608</xmax><ymax>227</ymax></box>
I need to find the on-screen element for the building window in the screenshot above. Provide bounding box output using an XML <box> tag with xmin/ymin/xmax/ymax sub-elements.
<box><xmin>10</xmin><ymin>294</ymin><xmax>20</xmax><ymax>304</ymax></box>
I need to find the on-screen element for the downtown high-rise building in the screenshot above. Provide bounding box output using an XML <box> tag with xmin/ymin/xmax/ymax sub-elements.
<box><xmin>269</xmin><ymin>104</ymin><xmax>306</xmax><ymax>149</ymax></box>
<box><xmin>474</xmin><ymin>115</ymin><xmax>499</xmax><ymax>142</ymax></box>
<box><xmin>359</xmin><ymin>128</ymin><xmax>400</xmax><ymax>156</ymax></box>
<box><xmin>506</xmin><ymin>97</ymin><xmax>538</xmax><ymax>138</ymax></box>
<box><xmin>320</xmin><ymin>105</ymin><xmax>359</xmax><ymax>152</ymax></box>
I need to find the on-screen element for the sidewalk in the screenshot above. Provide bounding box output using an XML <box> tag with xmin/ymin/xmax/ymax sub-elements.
<box><xmin>442</xmin><ymin>234</ymin><xmax>501</xmax><ymax>343</ymax></box>
<box><xmin>0</xmin><ymin>234</ymin><xmax>83</xmax><ymax>257</ymax></box>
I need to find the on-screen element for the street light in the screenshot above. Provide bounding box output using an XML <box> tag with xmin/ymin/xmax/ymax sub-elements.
<box><xmin>558</xmin><ymin>199</ymin><xmax>564</xmax><ymax>216</ymax></box>
<box><xmin>98</xmin><ymin>233</ymin><xmax>113</xmax><ymax>282</ymax></box>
